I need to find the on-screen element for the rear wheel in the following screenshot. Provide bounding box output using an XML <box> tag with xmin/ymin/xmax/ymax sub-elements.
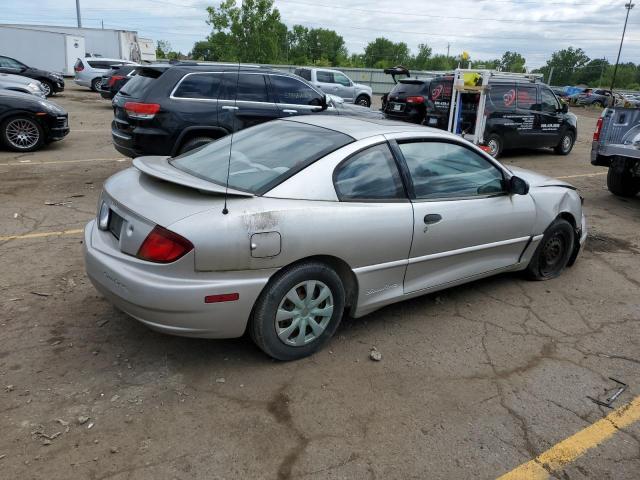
<box><xmin>178</xmin><ymin>136</ymin><xmax>215</xmax><ymax>155</ymax></box>
<box><xmin>486</xmin><ymin>133</ymin><xmax>503</xmax><ymax>158</ymax></box>
<box><xmin>607</xmin><ymin>167</ymin><xmax>640</xmax><ymax>197</ymax></box>
<box><xmin>1</xmin><ymin>116</ymin><xmax>44</xmax><ymax>152</ymax></box>
<box><xmin>250</xmin><ymin>262</ymin><xmax>345</xmax><ymax>361</ymax></box>
<box><xmin>554</xmin><ymin>131</ymin><xmax>574</xmax><ymax>155</ymax></box>
<box><xmin>355</xmin><ymin>95</ymin><xmax>371</xmax><ymax>108</ymax></box>
<box><xmin>90</xmin><ymin>78</ymin><xmax>102</xmax><ymax>92</ymax></box>
<box><xmin>525</xmin><ymin>218</ymin><xmax>575</xmax><ymax>280</ymax></box>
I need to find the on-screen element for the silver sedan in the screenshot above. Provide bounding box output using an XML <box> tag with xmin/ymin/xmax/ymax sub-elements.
<box><xmin>84</xmin><ymin>116</ymin><xmax>587</xmax><ymax>360</ymax></box>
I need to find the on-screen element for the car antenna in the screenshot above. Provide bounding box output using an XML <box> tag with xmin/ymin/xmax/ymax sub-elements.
<box><xmin>222</xmin><ymin>61</ymin><xmax>241</xmax><ymax>215</ymax></box>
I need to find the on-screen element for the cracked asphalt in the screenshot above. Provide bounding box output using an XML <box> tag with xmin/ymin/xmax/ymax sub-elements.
<box><xmin>1</xmin><ymin>86</ymin><xmax>639</xmax><ymax>479</ymax></box>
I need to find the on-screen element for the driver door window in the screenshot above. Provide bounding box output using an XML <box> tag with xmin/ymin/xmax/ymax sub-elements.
<box><xmin>541</xmin><ymin>88</ymin><xmax>560</xmax><ymax>113</ymax></box>
<box><xmin>398</xmin><ymin>141</ymin><xmax>505</xmax><ymax>199</ymax></box>
<box><xmin>269</xmin><ymin>75</ymin><xmax>323</xmax><ymax>107</ymax></box>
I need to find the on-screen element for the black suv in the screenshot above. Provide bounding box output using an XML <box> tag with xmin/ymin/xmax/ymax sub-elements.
<box><xmin>382</xmin><ymin>78</ymin><xmax>431</xmax><ymax>124</ymax></box>
<box><xmin>418</xmin><ymin>75</ymin><xmax>578</xmax><ymax>157</ymax></box>
<box><xmin>111</xmin><ymin>64</ymin><xmax>329</xmax><ymax>157</ymax></box>
<box><xmin>0</xmin><ymin>55</ymin><xmax>65</xmax><ymax>97</ymax></box>
<box><xmin>100</xmin><ymin>64</ymin><xmax>144</xmax><ymax>100</ymax></box>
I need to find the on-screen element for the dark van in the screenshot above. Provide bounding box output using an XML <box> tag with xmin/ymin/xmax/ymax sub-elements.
<box><xmin>422</xmin><ymin>75</ymin><xmax>578</xmax><ymax>158</ymax></box>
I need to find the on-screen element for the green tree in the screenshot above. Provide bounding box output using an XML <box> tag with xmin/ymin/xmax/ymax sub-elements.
<box><xmin>206</xmin><ymin>0</ymin><xmax>288</xmax><ymax>63</ymax></box>
<box><xmin>537</xmin><ymin>47</ymin><xmax>590</xmax><ymax>85</ymax></box>
<box><xmin>573</xmin><ymin>58</ymin><xmax>609</xmax><ymax>86</ymax></box>
<box><xmin>410</xmin><ymin>43</ymin><xmax>432</xmax><ymax>70</ymax></box>
<box><xmin>364</xmin><ymin>37</ymin><xmax>410</xmax><ymax>68</ymax></box>
<box><xmin>500</xmin><ymin>51</ymin><xmax>526</xmax><ymax>72</ymax></box>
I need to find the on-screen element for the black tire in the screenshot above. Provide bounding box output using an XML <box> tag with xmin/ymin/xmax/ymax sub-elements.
<box><xmin>178</xmin><ymin>136</ymin><xmax>215</xmax><ymax>155</ymax></box>
<box><xmin>554</xmin><ymin>131</ymin><xmax>575</xmax><ymax>155</ymax></box>
<box><xmin>250</xmin><ymin>262</ymin><xmax>345</xmax><ymax>361</ymax></box>
<box><xmin>90</xmin><ymin>78</ymin><xmax>102</xmax><ymax>92</ymax></box>
<box><xmin>40</xmin><ymin>79</ymin><xmax>54</xmax><ymax>97</ymax></box>
<box><xmin>355</xmin><ymin>95</ymin><xmax>371</xmax><ymax>108</ymax></box>
<box><xmin>0</xmin><ymin>116</ymin><xmax>45</xmax><ymax>152</ymax></box>
<box><xmin>607</xmin><ymin>167</ymin><xmax>640</xmax><ymax>197</ymax></box>
<box><xmin>525</xmin><ymin>218</ymin><xmax>575</xmax><ymax>281</ymax></box>
<box><xmin>486</xmin><ymin>133</ymin><xmax>503</xmax><ymax>158</ymax></box>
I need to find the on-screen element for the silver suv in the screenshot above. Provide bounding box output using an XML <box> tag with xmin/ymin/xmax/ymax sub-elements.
<box><xmin>295</xmin><ymin>67</ymin><xmax>372</xmax><ymax>107</ymax></box>
<box><xmin>74</xmin><ymin>57</ymin><xmax>137</xmax><ymax>92</ymax></box>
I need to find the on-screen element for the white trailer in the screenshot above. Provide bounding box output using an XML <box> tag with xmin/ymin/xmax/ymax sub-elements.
<box><xmin>0</xmin><ymin>25</ymin><xmax>85</xmax><ymax>76</ymax></box>
<box><xmin>2</xmin><ymin>24</ymin><xmax>149</xmax><ymax>63</ymax></box>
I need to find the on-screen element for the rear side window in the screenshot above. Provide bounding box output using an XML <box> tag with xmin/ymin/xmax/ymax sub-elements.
<box><xmin>270</xmin><ymin>75</ymin><xmax>323</xmax><ymax>106</ymax></box>
<box><xmin>391</xmin><ymin>80</ymin><xmax>428</xmax><ymax>96</ymax></box>
<box><xmin>316</xmin><ymin>71</ymin><xmax>334</xmax><ymax>83</ymax></box>
<box><xmin>173</xmin><ymin>73</ymin><xmax>221</xmax><ymax>99</ymax></box>
<box><xmin>295</xmin><ymin>69</ymin><xmax>311</xmax><ymax>81</ymax></box>
<box><xmin>334</xmin><ymin>144</ymin><xmax>405</xmax><ymax>201</ymax></box>
<box><xmin>517</xmin><ymin>85</ymin><xmax>537</xmax><ymax>110</ymax></box>
<box><xmin>74</xmin><ymin>59</ymin><xmax>83</xmax><ymax>70</ymax></box>
<box><xmin>119</xmin><ymin>70</ymin><xmax>161</xmax><ymax>97</ymax></box>
<box><xmin>489</xmin><ymin>84</ymin><xmax>516</xmax><ymax>110</ymax></box>
<box><xmin>219</xmin><ymin>73</ymin><xmax>269</xmax><ymax>102</ymax></box>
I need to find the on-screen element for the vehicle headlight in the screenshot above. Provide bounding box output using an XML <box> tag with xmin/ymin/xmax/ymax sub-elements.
<box><xmin>98</xmin><ymin>202</ymin><xmax>110</xmax><ymax>230</ymax></box>
<box><xmin>38</xmin><ymin>100</ymin><xmax>63</xmax><ymax>114</ymax></box>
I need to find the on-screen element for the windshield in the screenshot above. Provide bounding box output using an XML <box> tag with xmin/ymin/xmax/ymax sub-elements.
<box><xmin>170</xmin><ymin>120</ymin><xmax>354</xmax><ymax>194</ymax></box>
<box><xmin>391</xmin><ymin>80</ymin><xmax>428</xmax><ymax>96</ymax></box>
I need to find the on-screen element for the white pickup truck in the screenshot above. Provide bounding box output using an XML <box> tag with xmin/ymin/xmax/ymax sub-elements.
<box><xmin>591</xmin><ymin>107</ymin><xmax>640</xmax><ymax>197</ymax></box>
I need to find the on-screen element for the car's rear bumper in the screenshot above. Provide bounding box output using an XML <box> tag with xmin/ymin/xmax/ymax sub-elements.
<box><xmin>83</xmin><ymin>220</ymin><xmax>273</xmax><ymax>338</ymax></box>
<box><xmin>111</xmin><ymin>121</ymin><xmax>173</xmax><ymax>158</ymax></box>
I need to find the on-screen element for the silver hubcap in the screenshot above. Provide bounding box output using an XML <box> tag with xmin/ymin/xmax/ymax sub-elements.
<box><xmin>358</xmin><ymin>99</ymin><xmax>369</xmax><ymax>106</ymax></box>
<box><xmin>562</xmin><ymin>135</ymin><xmax>572</xmax><ymax>151</ymax></box>
<box><xmin>41</xmin><ymin>83</ymin><xmax>51</xmax><ymax>96</ymax></box>
<box><xmin>5</xmin><ymin>119</ymin><xmax>39</xmax><ymax>149</ymax></box>
<box><xmin>488</xmin><ymin>139</ymin><xmax>499</xmax><ymax>156</ymax></box>
<box><xmin>275</xmin><ymin>280</ymin><xmax>334</xmax><ymax>347</ymax></box>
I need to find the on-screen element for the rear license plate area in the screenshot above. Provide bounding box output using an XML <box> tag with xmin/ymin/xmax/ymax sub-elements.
<box><xmin>108</xmin><ymin>210</ymin><xmax>125</xmax><ymax>239</ymax></box>
<box><xmin>392</xmin><ymin>103</ymin><xmax>404</xmax><ymax>112</ymax></box>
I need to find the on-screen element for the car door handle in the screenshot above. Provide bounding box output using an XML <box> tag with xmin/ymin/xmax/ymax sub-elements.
<box><xmin>221</xmin><ymin>106</ymin><xmax>239</xmax><ymax>111</ymax></box>
<box><xmin>424</xmin><ymin>214</ymin><xmax>442</xmax><ymax>225</ymax></box>
<box><xmin>282</xmin><ymin>109</ymin><xmax>297</xmax><ymax>114</ymax></box>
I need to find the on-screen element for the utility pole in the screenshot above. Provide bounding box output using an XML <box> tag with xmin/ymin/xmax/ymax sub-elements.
<box><xmin>611</xmin><ymin>2</ymin><xmax>634</xmax><ymax>95</ymax></box>
<box><xmin>101</xmin><ymin>19</ymin><xmax>104</xmax><ymax>29</ymax></box>
<box><xmin>75</xmin><ymin>0</ymin><xmax>82</xmax><ymax>28</ymax></box>
<box><xmin>547</xmin><ymin>66</ymin><xmax>554</xmax><ymax>86</ymax></box>
<box><xmin>446</xmin><ymin>43</ymin><xmax>450</xmax><ymax>57</ymax></box>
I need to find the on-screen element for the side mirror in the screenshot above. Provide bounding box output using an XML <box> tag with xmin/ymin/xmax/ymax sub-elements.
<box><xmin>320</xmin><ymin>94</ymin><xmax>328</xmax><ymax>111</ymax></box>
<box><xmin>561</xmin><ymin>103</ymin><xmax>569</xmax><ymax>113</ymax></box>
<box><xmin>509</xmin><ymin>176</ymin><xmax>529</xmax><ymax>195</ymax></box>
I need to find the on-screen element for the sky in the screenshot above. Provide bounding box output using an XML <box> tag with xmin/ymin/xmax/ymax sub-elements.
<box><xmin>3</xmin><ymin>0</ymin><xmax>640</xmax><ymax>69</ymax></box>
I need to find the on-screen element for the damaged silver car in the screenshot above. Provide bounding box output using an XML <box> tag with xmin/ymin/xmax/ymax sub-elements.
<box><xmin>84</xmin><ymin>116</ymin><xmax>586</xmax><ymax>360</ymax></box>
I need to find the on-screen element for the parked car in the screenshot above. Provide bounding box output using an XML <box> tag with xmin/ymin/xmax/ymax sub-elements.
<box><xmin>111</xmin><ymin>64</ymin><xmax>334</xmax><ymax>158</ymax></box>
<box><xmin>99</xmin><ymin>64</ymin><xmax>142</xmax><ymax>100</ymax></box>
<box><xmin>417</xmin><ymin>74</ymin><xmax>577</xmax><ymax>158</ymax></box>
<box><xmin>0</xmin><ymin>55</ymin><xmax>65</xmax><ymax>97</ymax></box>
<box><xmin>570</xmin><ymin>88</ymin><xmax>614</xmax><ymax>107</ymax></box>
<box><xmin>0</xmin><ymin>90</ymin><xmax>69</xmax><ymax>152</ymax></box>
<box><xmin>382</xmin><ymin>78</ymin><xmax>432</xmax><ymax>124</ymax></box>
<box><xmin>85</xmin><ymin>115</ymin><xmax>586</xmax><ymax>360</ymax></box>
<box><xmin>294</xmin><ymin>67</ymin><xmax>373</xmax><ymax>107</ymax></box>
<box><xmin>74</xmin><ymin>57</ymin><xmax>137</xmax><ymax>91</ymax></box>
<box><xmin>591</xmin><ymin>107</ymin><xmax>640</xmax><ymax>197</ymax></box>
<box><xmin>0</xmin><ymin>73</ymin><xmax>46</xmax><ymax>98</ymax></box>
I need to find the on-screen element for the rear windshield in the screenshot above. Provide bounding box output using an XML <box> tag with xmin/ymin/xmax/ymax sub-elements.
<box><xmin>170</xmin><ymin>121</ymin><xmax>353</xmax><ymax>194</ymax></box>
<box><xmin>390</xmin><ymin>80</ymin><xmax>429</xmax><ymax>95</ymax></box>
<box><xmin>119</xmin><ymin>69</ymin><xmax>161</xmax><ymax>97</ymax></box>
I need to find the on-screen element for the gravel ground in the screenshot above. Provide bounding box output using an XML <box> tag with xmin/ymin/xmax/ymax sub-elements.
<box><xmin>1</xmin><ymin>85</ymin><xmax>639</xmax><ymax>480</ymax></box>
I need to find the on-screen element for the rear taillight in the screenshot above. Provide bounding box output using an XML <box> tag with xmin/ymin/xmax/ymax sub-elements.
<box><xmin>593</xmin><ymin>117</ymin><xmax>603</xmax><ymax>141</ymax></box>
<box><xmin>74</xmin><ymin>64</ymin><xmax>84</xmax><ymax>72</ymax></box>
<box><xmin>108</xmin><ymin>75</ymin><xmax>125</xmax><ymax>87</ymax></box>
<box><xmin>406</xmin><ymin>96</ymin><xmax>425</xmax><ymax>104</ymax></box>
<box><xmin>136</xmin><ymin>225</ymin><xmax>193</xmax><ymax>263</ymax></box>
<box><xmin>124</xmin><ymin>101</ymin><xmax>160</xmax><ymax>120</ymax></box>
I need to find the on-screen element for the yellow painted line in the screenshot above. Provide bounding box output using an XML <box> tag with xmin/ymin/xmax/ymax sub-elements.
<box><xmin>0</xmin><ymin>228</ymin><xmax>83</xmax><ymax>242</ymax></box>
<box><xmin>497</xmin><ymin>395</ymin><xmax>640</xmax><ymax>480</ymax></box>
<box><xmin>557</xmin><ymin>172</ymin><xmax>607</xmax><ymax>179</ymax></box>
<box><xmin>0</xmin><ymin>157</ymin><xmax>127</xmax><ymax>166</ymax></box>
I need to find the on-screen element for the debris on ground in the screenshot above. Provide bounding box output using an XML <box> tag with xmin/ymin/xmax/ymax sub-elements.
<box><xmin>5</xmin><ymin>385</ymin><xmax>14</xmax><ymax>392</ymax></box>
<box><xmin>44</xmin><ymin>201</ymin><xmax>72</xmax><ymax>206</ymax></box>
<box><xmin>30</xmin><ymin>291</ymin><xmax>51</xmax><ymax>297</ymax></box>
<box><xmin>110</xmin><ymin>446</ymin><xmax>118</xmax><ymax>454</ymax></box>
<box><xmin>77</xmin><ymin>416</ymin><xmax>89</xmax><ymax>425</ymax></box>
<box><xmin>97</xmin><ymin>319</ymin><xmax>109</xmax><ymax>327</ymax></box>
<box><xmin>215</xmin><ymin>377</ymin><xmax>226</xmax><ymax>384</ymax></box>
<box><xmin>370</xmin><ymin>348</ymin><xmax>382</xmax><ymax>362</ymax></box>
<box><xmin>587</xmin><ymin>377</ymin><xmax>628</xmax><ymax>409</ymax></box>
<box><xmin>87</xmin><ymin>422</ymin><xmax>94</xmax><ymax>429</ymax></box>
<box><xmin>13</xmin><ymin>213</ymin><xmax>18</xmax><ymax>219</ymax></box>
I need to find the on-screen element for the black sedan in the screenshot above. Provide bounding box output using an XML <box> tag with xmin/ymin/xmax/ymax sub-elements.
<box><xmin>0</xmin><ymin>55</ymin><xmax>65</xmax><ymax>97</ymax></box>
<box><xmin>0</xmin><ymin>90</ymin><xmax>69</xmax><ymax>152</ymax></box>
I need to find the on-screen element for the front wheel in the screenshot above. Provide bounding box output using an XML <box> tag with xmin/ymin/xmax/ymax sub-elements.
<box><xmin>250</xmin><ymin>262</ymin><xmax>345</xmax><ymax>361</ymax></box>
<box><xmin>40</xmin><ymin>80</ymin><xmax>53</xmax><ymax>97</ymax></box>
<box><xmin>355</xmin><ymin>95</ymin><xmax>371</xmax><ymax>108</ymax></box>
<box><xmin>525</xmin><ymin>218</ymin><xmax>575</xmax><ymax>280</ymax></box>
<box><xmin>1</xmin><ymin>116</ymin><xmax>45</xmax><ymax>152</ymax></box>
<box><xmin>554</xmin><ymin>131</ymin><xmax>574</xmax><ymax>155</ymax></box>
<box><xmin>485</xmin><ymin>133</ymin><xmax>503</xmax><ymax>158</ymax></box>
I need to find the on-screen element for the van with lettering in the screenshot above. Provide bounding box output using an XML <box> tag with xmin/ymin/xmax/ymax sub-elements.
<box><xmin>424</xmin><ymin>75</ymin><xmax>577</xmax><ymax>158</ymax></box>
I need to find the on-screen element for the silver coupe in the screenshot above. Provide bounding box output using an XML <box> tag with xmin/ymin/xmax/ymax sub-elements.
<box><xmin>84</xmin><ymin>116</ymin><xmax>587</xmax><ymax>360</ymax></box>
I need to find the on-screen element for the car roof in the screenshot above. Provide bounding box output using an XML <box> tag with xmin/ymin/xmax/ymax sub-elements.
<box><xmin>282</xmin><ymin>115</ymin><xmax>448</xmax><ymax>140</ymax></box>
<box><xmin>170</xmin><ymin>64</ymin><xmax>287</xmax><ymax>75</ymax></box>
<box><xmin>84</xmin><ymin>58</ymin><xmax>135</xmax><ymax>63</ymax></box>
